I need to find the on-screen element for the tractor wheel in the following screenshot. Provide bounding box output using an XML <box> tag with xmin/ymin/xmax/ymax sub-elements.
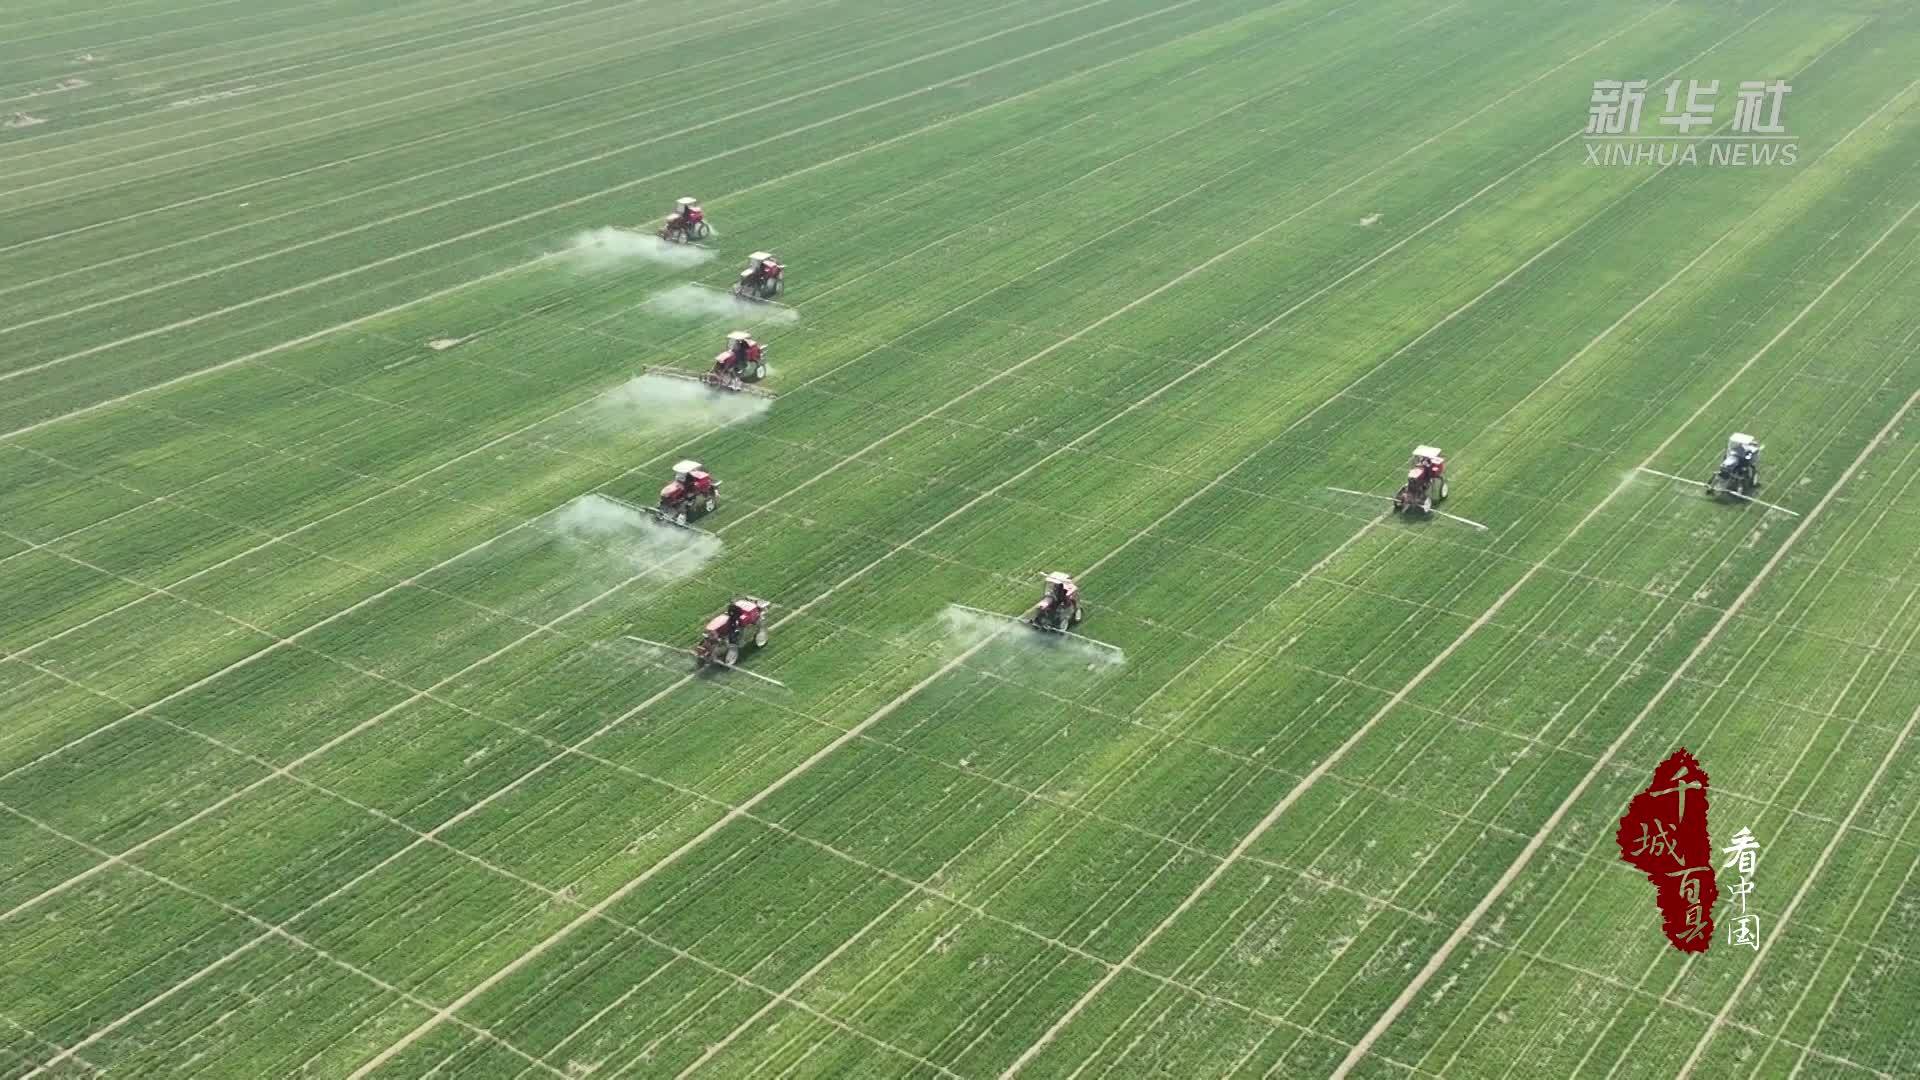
<box><xmin>693</xmin><ymin>221</ymin><xmax>711</xmax><ymax>240</ymax></box>
<box><xmin>1070</xmin><ymin>604</ymin><xmax>1083</xmax><ymax>625</ymax></box>
<box><xmin>724</xmin><ymin>644</ymin><xmax>740</xmax><ymax>666</ymax></box>
<box><xmin>703</xmin><ymin>495</ymin><xmax>717</xmax><ymax>513</ymax></box>
<box><xmin>754</xmin><ymin>628</ymin><xmax>768</xmax><ymax>647</ymax></box>
<box><xmin>1437</xmin><ymin>479</ymin><xmax>1449</xmax><ymax>503</ymax></box>
<box><xmin>673</xmin><ymin>509</ymin><xmax>688</xmax><ymax>526</ymax></box>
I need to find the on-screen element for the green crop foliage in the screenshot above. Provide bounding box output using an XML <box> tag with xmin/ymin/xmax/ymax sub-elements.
<box><xmin>1</xmin><ymin>0</ymin><xmax>1917</xmax><ymax>1076</ymax></box>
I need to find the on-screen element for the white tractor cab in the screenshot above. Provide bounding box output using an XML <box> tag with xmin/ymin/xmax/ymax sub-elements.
<box><xmin>657</xmin><ymin>459</ymin><xmax>719</xmax><ymax>525</ymax></box>
<box><xmin>1031</xmin><ymin>571</ymin><xmax>1083</xmax><ymax>631</ymax></box>
<box><xmin>1393</xmin><ymin>445</ymin><xmax>1449</xmax><ymax>514</ymax></box>
<box><xmin>735</xmin><ymin>252</ymin><xmax>784</xmax><ymax>300</ymax></box>
<box><xmin>658</xmin><ymin>196</ymin><xmax>709</xmax><ymax>242</ymax></box>
<box><xmin>1709</xmin><ymin>433</ymin><xmax>1762</xmax><ymax>497</ymax></box>
<box><xmin>705</xmin><ymin>330</ymin><xmax>766</xmax><ymax>389</ymax></box>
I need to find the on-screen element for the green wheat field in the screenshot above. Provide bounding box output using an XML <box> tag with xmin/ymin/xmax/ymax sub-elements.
<box><xmin>1</xmin><ymin>0</ymin><xmax>1916</xmax><ymax>1076</ymax></box>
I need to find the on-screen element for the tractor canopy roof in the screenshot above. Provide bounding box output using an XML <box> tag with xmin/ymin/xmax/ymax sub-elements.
<box><xmin>1730</xmin><ymin>432</ymin><xmax>1758</xmax><ymax>448</ymax></box>
<box><xmin>1044</xmin><ymin>572</ymin><xmax>1075</xmax><ymax>585</ymax></box>
<box><xmin>727</xmin><ymin>331</ymin><xmax>752</xmax><ymax>342</ymax></box>
<box><xmin>1413</xmin><ymin>445</ymin><xmax>1443</xmax><ymax>460</ymax></box>
<box><xmin>677</xmin><ymin>197</ymin><xmax>698</xmax><ymax>206</ymax></box>
<box><xmin>672</xmin><ymin>460</ymin><xmax>703</xmax><ymax>474</ymax></box>
<box><xmin>749</xmin><ymin>252</ymin><xmax>772</xmax><ymax>261</ymax></box>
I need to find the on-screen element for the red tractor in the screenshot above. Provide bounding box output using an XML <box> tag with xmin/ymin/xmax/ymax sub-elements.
<box><xmin>695</xmin><ymin>597</ymin><xmax>770</xmax><ymax>668</ymax></box>
<box><xmin>734</xmin><ymin>252</ymin><xmax>784</xmax><ymax>301</ymax></box>
<box><xmin>1029</xmin><ymin>572</ymin><xmax>1084</xmax><ymax>631</ymax></box>
<box><xmin>658</xmin><ymin>197</ymin><xmax>710</xmax><ymax>243</ymax></box>
<box><xmin>704</xmin><ymin>331</ymin><xmax>766</xmax><ymax>391</ymax></box>
<box><xmin>656</xmin><ymin>460</ymin><xmax>719</xmax><ymax>526</ymax></box>
<box><xmin>1393</xmin><ymin>445</ymin><xmax>1449</xmax><ymax>515</ymax></box>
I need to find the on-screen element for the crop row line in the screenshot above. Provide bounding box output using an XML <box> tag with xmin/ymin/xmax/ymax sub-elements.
<box><xmin>7</xmin><ymin>6</ymin><xmax>1781</xmax><ymax>1068</ymax></box>
<box><xmin>1421</xmin><ymin>344</ymin><xmax>1920</xmax><ymax>1076</ymax></box>
<box><xmin>1498</xmin><ymin>311</ymin><xmax>1920</xmax><ymax>1078</ymax></box>
<box><xmin>0</xmin><ymin>17</ymin><xmax>1404</xmax><ymax>779</ymax></box>
<box><xmin>1</xmin><ymin>804</ymin><xmax>571</xmax><ymax>1078</ymax></box>
<box><xmin>1003</xmin><ymin>14</ymin><xmax>1907</xmax><ymax>1069</ymax></box>
<box><xmin>12</xmin><ymin>487</ymin><xmax>1913</xmax><ymax>962</ymax></box>
<box><xmin>1329</xmin><ymin>217</ymin><xmax>1920</xmax><ymax>1079</ymax></box>
<box><xmin>0</xmin><ymin>0</ymin><xmax>1290</xmax><ymax>440</ymax></box>
<box><xmin>0</xmin><ymin>0</ymin><xmax>796</xmax><ymax>184</ymax></box>
<box><xmin>0</xmin><ymin>0</ymin><xmax>1218</xmax><ymax>390</ymax></box>
<box><xmin>0</xmin><ymin>0</ymin><xmax>1014</xmax><ymax>307</ymax></box>
<box><xmin>12</xmin><ymin>623</ymin><xmax>1893</xmax><ymax>1080</ymax></box>
<box><xmin>1411</xmin><ymin>150</ymin><xmax>1920</xmax><ymax>1073</ymax></box>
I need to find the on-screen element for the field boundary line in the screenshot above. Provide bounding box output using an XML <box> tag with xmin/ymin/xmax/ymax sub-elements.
<box><xmin>0</xmin><ymin>0</ymin><xmax>1248</xmax><ymax>440</ymax></box>
<box><xmin>0</xmin><ymin>0</ymin><xmax>1189</xmax><ymax>390</ymax></box>
<box><xmin>15</xmin><ymin>450</ymin><xmax>1903</xmax><ymax>1077</ymax></box>
<box><xmin>26</xmin><ymin>484</ymin><xmax>1851</xmax><ymax>929</ymax></box>
<box><xmin>0</xmin><ymin>0</ymin><xmax>669</xmax><ymax>165</ymax></box>
<box><xmin>0</xmin><ymin>29</ymin><xmax>1368</xmax><ymax>785</ymax></box>
<box><xmin>1</xmin><ymin>41</ymin><xmax>1202</xmax><ymax>649</ymax></box>
<box><xmin>1324</xmin><ymin>330</ymin><xmax>1920</xmax><ymax>1080</ymax></box>
<box><xmin>1006</xmin><ymin>29</ymin><xmax>1920</xmax><ymax>1080</ymax></box>
<box><xmin>1426</xmin><ymin>399</ymin><xmax>1920</xmax><ymax>1077</ymax></box>
<box><xmin>342</xmin><ymin>3</ymin><xmax>1695</xmax><ymax>1068</ymax></box>
<box><xmin>0</xmin><ymin>249</ymin><xmax>576</xmax><ymax>441</ymax></box>
<box><xmin>5</xmin><ymin>798</ymin><xmax>967</xmax><ymax>1080</ymax></box>
<box><xmin>0</xmin><ymin>0</ymin><xmax>254</xmax><ymax>46</ymax></box>
<box><xmin>11</xmin><ymin>604</ymin><xmax>1886</xmax><ymax>1080</ymax></box>
<box><xmin>0</xmin><ymin>0</ymin><xmax>805</xmax><ymax>247</ymax></box>
<box><xmin>0</xmin><ymin>0</ymin><xmax>582</xmax><ymax>71</ymax></box>
<box><xmin>1785</xmin><ymin>802</ymin><xmax>1920</xmax><ymax>1076</ymax></box>
<box><xmin>26</xmin><ymin>2</ymin><xmax>1666</xmax><ymax>1060</ymax></box>
<box><xmin>1669</xmin><ymin>474</ymin><xmax>1920</xmax><ymax>1069</ymax></box>
<box><xmin>0</xmin><ymin>0</ymin><xmax>1371</xmax><ymax>780</ymax></box>
<box><xmin>1321</xmin><ymin>51</ymin><xmax>1915</xmax><ymax>1072</ymax></box>
<box><xmin>1542</xmin><ymin>301</ymin><xmax>1920</xmax><ymax>1080</ymax></box>
<box><xmin>0</xmin><ymin>454</ymin><xmax>259</xmax><ymax>571</ymax></box>
<box><xmin>1484</xmin><ymin>74</ymin><xmax>1920</xmax><ymax>440</ymax></box>
<box><xmin>666</xmin><ymin>706</ymin><xmax>1129</xmax><ymax>1080</ymax></box>
<box><xmin>0</xmin><ymin>0</ymin><xmax>990</xmax><ymax>267</ymax></box>
<box><xmin>0</xmin><ymin>0</ymin><xmax>1303</xmax><ymax>342</ymax></box>
<box><xmin>503</xmin><ymin>0</ymin><xmax>1455</xmax><ymax>512</ymax></box>
<box><xmin>0</xmin><ymin>1012</ymin><xmax>99</xmax><ymax>1074</ymax></box>
<box><xmin>0</xmin><ymin>546</ymin><xmax>659</xmax><ymax>920</ymax></box>
<box><xmin>0</xmin><ymin>0</ymin><xmax>606</xmax><ymax>94</ymax></box>
<box><xmin>1777</xmin><ymin>326</ymin><xmax>1920</xmax><ymax>1078</ymax></box>
<box><xmin>2</xmin><ymin>804</ymin><xmax>567</xmax><ymax>1079</ymax></box>
<box><xmin>7</xmin><ymin>665</ymin><xmax>976</xmax><ymax>1079</ymax></box>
